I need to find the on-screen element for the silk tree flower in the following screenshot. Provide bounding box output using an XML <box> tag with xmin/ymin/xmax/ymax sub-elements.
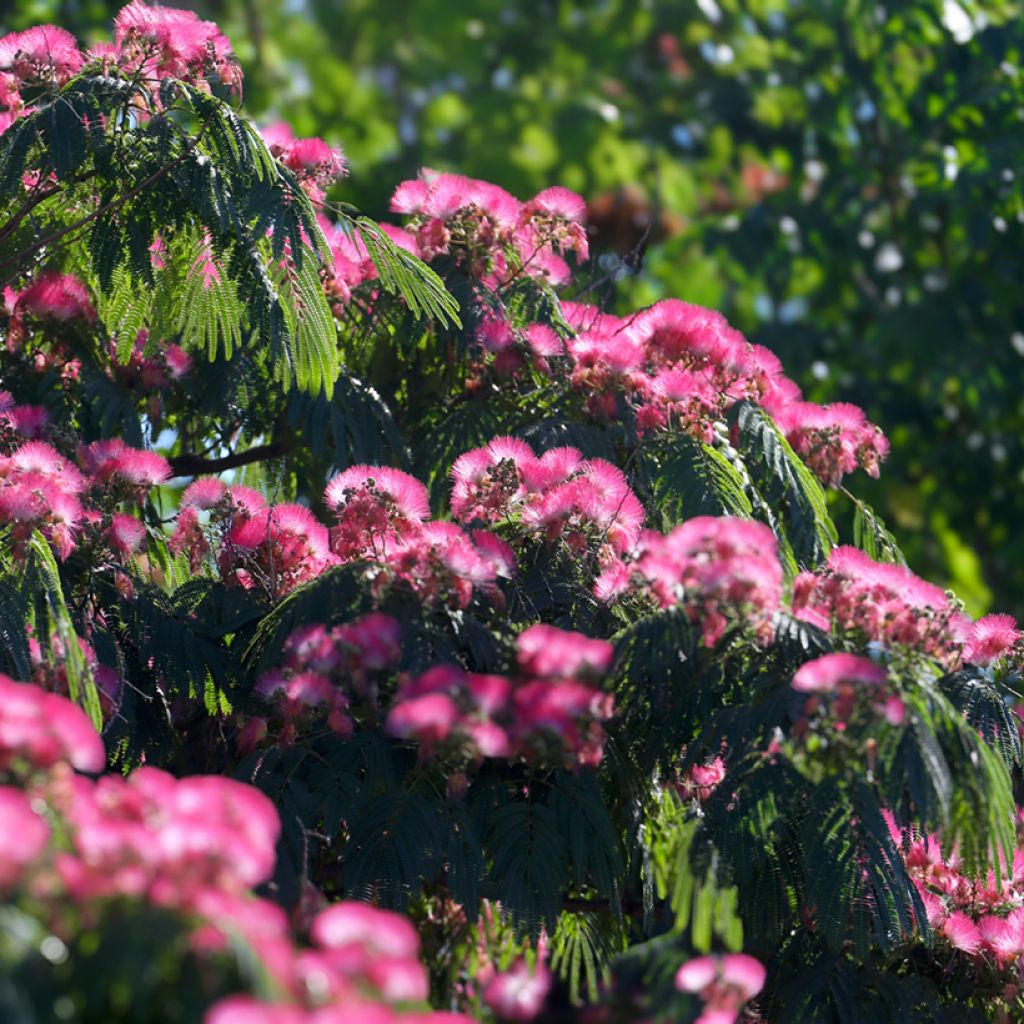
<box><xmin>0</xmin><ymin>787</ymin><xmax>50</xmax><ymax>889</ymax></box>
<box><xmin>113</xmin><ymin>1</ymin><xmax>240</xmax><ymax>89</ymax></box>
<box><xmin>78</xmin><ymin>438</ymin><xmax>172</xmax><ymax>490</ymax></box>
<box><xmin>387</xmin><ymin>625</ymin><xmax>614</xmax><ymax>768</ymax></box>
<box><xmin>597</xmin><ymin>516</ymin><xmax>783</xmax><ymax>647</ymax></box>
<box><xmin>675</xmin><ymin>953</ymin><xmax>766</xmax><ymax>1024</ymax></box>
<box><xmin>964</xmin><ymin>614</ymin><xmax>1021</xmax><ymax>667</ymax></box>
<box><xmin>225</xmin><ymin>503</ymin><xmax>334</xmax><ymax>598</ymax></box>
<box><xmin>792</xmin><ymin>652</ymin><xmax>897</xmax><ymax>726</ymax></box>
<box><xmin>483</xmin><ymin>957</ymin><xmax>552</xmax><ymax>1021</ymax></box>
<box><xmin>452</xmin><ymin>436</ymin><xmax>644</xmax><ymax>561</ymax></box>
<box><xmin>324</xmin><ymin>465</ymin><xmax>430</xmax><ymax>559</ymax></box>
<box><xmin>792</xmin><ymin>546</ymin><xmax>970</xmax><ymax>667</ymax></box>
<box><xmin>262</xmin><ymin>123</ymin><xmax>346</xmax><ymax>201</ymax></box>
<box><xmin>0</xmin><ymin>673</ymin><xmax>106</xmax><ymax>773</ymax></box>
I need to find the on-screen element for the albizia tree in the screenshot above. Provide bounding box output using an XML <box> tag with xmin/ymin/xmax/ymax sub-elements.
<box><xmin>1</xmin><ymin>5</ymin><xmax>1023</xmax><ymax>1023</ymax></box>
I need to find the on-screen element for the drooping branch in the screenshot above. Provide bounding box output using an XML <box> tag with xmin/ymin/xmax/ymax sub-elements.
<box><xmin>168</xmin><ymin>438</ymin><xmax>293</xmax><ymax>477</ymax></box>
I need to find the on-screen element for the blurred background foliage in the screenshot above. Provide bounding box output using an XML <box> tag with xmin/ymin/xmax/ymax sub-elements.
<box><xmin>6</xmin><ymin>0</ymin><xmax>1024</xmax><ymax>617</ymax></box>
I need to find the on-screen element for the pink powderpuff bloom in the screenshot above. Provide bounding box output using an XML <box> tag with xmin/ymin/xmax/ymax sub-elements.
<box><xmin>791</xmin><ymin>653</ymin><xmax>887</xmax><ymax>693</ymax></box>
<box><xmin>676</xmin><ymin>956</ymin><xmax>719</xmax><ymax>993</ymax></box>
<box><xmin>943</xmin><ymin>911</ymin><xmax>984</xmax><ymax>955</ymax></box>
<box><xmin>794</xmin><ymin>546</ymin><xmax>968</xmax><ymax>666</ymax></box>
<box><xmin>325</xmin><ymin>465</ymin><xmax>430</xmax><ymax>558</ymax></box>
<box><xmin>181</xmin><ymin>476</ymin><xmax>228</xmax><ymax>510</ymax></box>
<box><xmin>0</xmin><ymin>25</ymin><xmax>82</xmax><ymax>86</ymax></box>
<box><xmin>114</xmin><ymin>1</ymin><xmax>239</xmax><ymax>87</ymax></box>
<box><xmin>719</xmin><ymin>954</ymin><xmax>767</xmax><ymax>1001</ymax></box>
<box><xmin>108</xmin><ymin>512</ymin><xmax>148</xmax><ymax>555</ymax></box>
<box><xmin>79</xmin><ymin>438</ymin><xmax>171</xmax><ymax>489</ymax></box>
<box><xmin>483</xmin><ymin>958</ymin><xmax>552</xmax><ymax>1022</ymax></box>
<box><xmin>516</xmin><ymin>624</ymin><xmax>613</xmax><ymax>679</ymax></box>
<box><xmin>227</xmin><ymin>503</ymin><xmax>332</xmax><ymax>597</ymax></box>
<box><xmin>11</xmin><ymin>270</ymin><xmax>94</xmax><ymax>322</ymax></box>
<box><xmin>0</xmin><ymin>786</ymin><xmax>50</xmax><ymax>889</ymax></box>
<box><xmin>964</xmin><ymin>614</ymin><xmax>1020</xmax><ymax>667</ymax></box>
<box><xmin>385</xmin><ymin>692</ymin><xmax>459</xmax><ymax>750</ymax></box>
<box><xmin>0</xmin><ymin>673</ymin><xmax>106</xmax><ymax>773</ymax></box>
<box><xmin>311</xmin><ymin>901</ymin><xmax>421</xmax><ymax>960</ymax></box>
<box><xmin>451</xmin><ymin>437</ymin><xmax>533</xmax><ymax>523</ymax></box>
<box><xmin>523</xmin><ymin>186</ymin><xmax>587</xmax><ymax>224</ymax></box>
<box><xmin>678</xmin><ymin>756</ymin><xmax>727</xmax><ymax>802</ymax></box>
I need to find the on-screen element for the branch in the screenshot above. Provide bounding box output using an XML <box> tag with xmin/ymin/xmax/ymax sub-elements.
<box><xmin>168</xmin><ymin>438</ymin><xmax>292</xmax><ymax>477</ymax></box>
<box><xmin>0</xmin><ymin>180</ymin><xmax>64</xmax><ymax>247</ymax></box>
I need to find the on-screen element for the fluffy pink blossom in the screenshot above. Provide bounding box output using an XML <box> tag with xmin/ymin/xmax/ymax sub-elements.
<box><xmin>483</xmin><ymin>957</ymin><xmax>552</xmax><ymax>1021</ymax></box>
<box><xmin>226</xmin><ymin>503</ymin><xmax>333</xmax><ymax>598</ymax></box>
<box><xmin>10</xmin><ymin>270</ymin><xmax>94</xmax><ymax>323</ymax></box>
<box><xmin>389</xmin><ymin>624</ymin><xmax>614</xmax><ymax>768</ymax></box>
<box><xmin>964</xmin><ymin>614</ymin><xmax>1020</xmax><ymax>667</ymax></box>
<box><xmin>792</xmin><ymin>546</ymin><xmax>969</xmax><ymax>666</ymax></box>
<box><xmin>0</xmin><ymin>25</ymin><xmax>82</xmax><ymax>97</ymax></box>
<box><xmin>792</xmin><ymin>653</ymin><xmax>887</xmax><ymax>693</ymax></box>
<box><xmin>114</xmin><ymin>1</ymin><xmax>239</xmax><ymax>89</ymax></box>
<box><xmin>0</xmin><ymin>786</ymin><xmax>50</xmax><ymax>888</ymax></box>
<box><xmin>0</xmin><ymin>673</ymin><xmax>105</xmax><ymax>773</ymax></box>
<box><xmin>325</xmin><ymin>465</ymin><xmax>430</xmax><ymax>559</ymax></box>
<box><xmin>600</xmin><ymin>516</ymin><xmax>782</xmax><ymax>647</ymax></box>
<box><xmin>108</xmin><ymin>512</ymin><xmax>148</xmax><ymax>555</ymax></box>
<box><xmin>676</xmin><ymin>953</ymin><xmax>765</xmax><ymax>1024</ymax></box>
<box><xmin>516</xmin><ymin>624</ymin><xmax>613</xmax><ymax>679</ymax></box>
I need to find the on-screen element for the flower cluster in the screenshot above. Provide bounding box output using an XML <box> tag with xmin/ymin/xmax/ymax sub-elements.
<box><xmin>0</xmin><ymin>673</ymin><xmax>484</xmax><ymax>1022</ymax></box>
<box><xmin>675</xmin><ymin>953</ymin><xmax>766</xmax><ymax>1024</ymax></box>
<box><xmin>0</xmin><ymin>672</ymin><xmax>106</xmax><ymax>774</ymax></box>
<box><xmin>451</xmin><ymin>436</ymin><xmax>645</xmax><ymax>560</ymax></box>
<box><xmin>676</xmin><ymin>755</ymin><xmax>727</xmax><ymax>803</ymax></box>
<box><xmin>0</xmin><ymin>25</ymin><xmax>82</xmax><ymax>116</ymax></box>
<box><xmin>482</xmin><ymin>956</ymin><xmax>552</xmax><ymax>1022</ymax></box>
<box><xmin>111</xmin><ymin>1</ymin><xmax>240</xmax><ymax>91</ymax></box>
<box><xmin>207</xmin><ymin>901</ymin><xmax>473</xmax><ymax>1023</ymax></box>
<box><xmin>324</xmin><ymin>464</ymin><xmax>515</xmax><ymax>608</ymax></box>
<box><xmin>0</xmin><ymin>435</ymin><xmax>164</xmax><ymax>562</ymax></box>
<box><xmin>49</xmin><ymin>766</ymin><xmax>280</xmax><ymax>903</ymax></box>
<box><xmin>105</xmin><ymin>329</ymin><xmax>192</xmax><ymax>401</ymax></box>
<box><xmin>964</xmin><ymin>613</ymin><xmax>1022</xmax><ymax>669</ymax></box>
<box><xmin>791</xmin><ymin>651</ymin><xmax>905</xmax><ymax>728</ymax></box>
<box><xmin>386</xmin><ymin>624</ymin><xmax>614</xmax><ymax>768</ymax></box>
<box><xmin>556</xmin><ymin>297</ymin><xmax>888</xmax><ymax>487</ymax></box>
<box><xmin>773</xmin><ymin>401</ymin><xmax>890</xmax><ymax>488</ymax></box>
<box><xmin>884</xmin><ymin>811</ymin><xmax>1024</xmax><ymax>979</ymax></box>
<box><xmin>390</xmin><ymin>171</ymin><xmax>587</xmax><ymax>280</ymax></box>
<box><xmin>792</xmin><ymin>547</ymin><xmax>970</xmax><ymax>667</ymax></box>
<box><xmin>262</xmin><ymin>123</ymin><xmax>346</xmax><ymax>203</ymax></box>
<box><xmin>253</xmin><ymin>613</ymin><xmax>402</xmax><ymax>744</ymax></box>
<box><xmin>596</xmin><ymin>516</ymin><xmax>783</xmax><ymax>647</ymax></box>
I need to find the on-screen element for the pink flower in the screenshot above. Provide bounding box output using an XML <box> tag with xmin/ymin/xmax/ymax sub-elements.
<box><xmin>312</xmin><ymin>901</ymin><xmax>421</xmax><ymax>960</ymax></box>
<box><xmin>0</xmin><ymin>787</ymin><xmax>49</xmax><ymax>888</ymax></box>
<box><xmin>386</xmin><ymin>693</ymin><xmax>459</xmax><ymax>748</ymax></box>
<box><xmin>676</xmin><ymin>956</ymin><xmax>719</xmax><ymax>993</ymax></box>
<box><xmin>943</xmin><ymin>911</ymin><xmax>983</xmax><ymax>954</ymax></box>
<box><xmin>792</xmin><ymin>653</ymin><xmax>887</xmax><ymax>693</ymax></box>
<box><xmin>964</xmin><ymin>614</ymin><xmax>1020</xmax><ymax>667</ymax></box>
<box><xmin>0</xmin><ymin>25</ymin><xmax>82</xmax><ymax>88</ymax></box>
<box><xmin>181</xmin><ymin>476</ymin><xmax>228</xmax><ymax>510</ymax></box>
<box><xmin>12</xmin><ymin>270</ymin><xmax>94</xmax><ymax>322</ymax></box>
<box><xmin>0</xmin><ymin>674</ymin><xmax>105</xmax><ymax>773</ymax></box>
<box><xmin>324</xmin><ymin>465</ymin><xmax>430</xmax><ymax>559</ymax></box>
<box><xmin>483</xmin><ymin>958</ymin><xmax>552</xmax><ymax>1022</ymax></box>
<box><xmin>516</xmin><ymin>624</ymin><xmax>613</xmax><ymax>679</ymax></box>
<box><xmin>108</xmin><ymin>513</ymin><xmax>147</xmax><ymax>555</ymax></box>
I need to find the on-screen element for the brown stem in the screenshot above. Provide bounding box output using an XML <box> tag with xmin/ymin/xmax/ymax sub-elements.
<box><xmin>0</xmin><ymin>181</ymin><xmax>65</xmax><ymax>247</ymax></box>
<box><xmin>168</xmin><ymin>438</ymin><xmax>292</xmax><ymax>477</ymax></box>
